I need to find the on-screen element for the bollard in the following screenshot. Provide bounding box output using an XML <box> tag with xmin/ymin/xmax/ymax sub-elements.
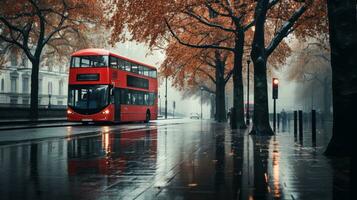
<box><xmin>294</xmin><ymin>111</ymin><xmax>297</xmax><ymax>137</ymax></box>
<box><xmin>298</xmin><ymin>110</ymin><xmax>303</xmax><ymax>143</ymax></box>
<box><xmin>312</xmin><ymin>109</ymin><xmax>316</xmax><ymax>146</ymax></box>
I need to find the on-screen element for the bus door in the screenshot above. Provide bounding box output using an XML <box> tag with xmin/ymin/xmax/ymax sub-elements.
<box><xmin>114</xmin><ymin>88</ymin><xmax>121</xmax><ymax>122</ymax></box>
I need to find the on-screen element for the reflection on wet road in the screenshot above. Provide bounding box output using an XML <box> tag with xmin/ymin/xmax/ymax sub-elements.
<box><xmin>0</xmin><ymin>119</ymin><xmax>350</xmax><ymax>199</ymax></box>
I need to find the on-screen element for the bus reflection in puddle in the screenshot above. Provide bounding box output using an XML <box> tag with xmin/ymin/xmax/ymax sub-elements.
<box><xmin>67</xmin><ymin>129</ymin><xmax>157</xmax><ymax>175</ymax></box>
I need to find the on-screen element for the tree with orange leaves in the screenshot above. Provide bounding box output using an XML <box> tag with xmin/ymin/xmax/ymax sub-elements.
<box><xmin>161</xmin><ymin>40</ymin><xmax>233</xmax><ymax>122</ymax></box>
<box><xmin>0</xmin><ymin>0</ymin><xmax>106</xmax><ymax>119</ymax></box>
<box><xmin>110</xmin><ymin>0</ymin><xmax>259</xmax><ymax>128</ymax></box>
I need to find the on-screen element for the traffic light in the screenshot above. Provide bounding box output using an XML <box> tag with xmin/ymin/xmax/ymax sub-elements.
<box><xmin>272</xmin><ymin>78</ymin><xmax>279</xmax><ymax>99</ymax></box>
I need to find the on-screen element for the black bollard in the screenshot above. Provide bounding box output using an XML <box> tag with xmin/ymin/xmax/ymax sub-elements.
<box><xmin>312</xmin><ymin>109</ymin><xmax>316</xmax><ymax>146</ymax></box>
<box><xmin>298</xmin><ymin>110</ymin><xmax>303</xmax><ymax>143</ymax></box>
<box><xmin>294</xmin><ymin>111</ymin><xmax>297</xmax><ymax>137</ymax></box>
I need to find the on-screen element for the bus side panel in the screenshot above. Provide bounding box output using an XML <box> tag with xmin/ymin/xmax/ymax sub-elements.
<box><xmin>120</xmin><ymin>105</ymin><xmax>147</xmax><ymax>122</ymax></box>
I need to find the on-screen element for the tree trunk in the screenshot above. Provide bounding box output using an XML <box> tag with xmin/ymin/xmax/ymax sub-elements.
<box><xmin>215</xmin><ymin>51</ymin><xmax>227</xmax><ymax>122</ymax></box>
<box><xmin>232</xmin><ymin>30</ymin><xmax>246</xmax><ymax>129</ymax></box>
<box><xmin>30</xmin><ymin>58</ymin><xmax>40</xmax><ymax>120</ymax></box>
<box><xmin>250</xmin><ymin>0</ymin><xmax>274</xmax><ymax>135</ymax></box>
<box><xmin>250</xmin><ymin>58</ymin><xmax>273</xmax><ymax>135</ymax></box>
<box><xmin>325</xmin><ymin>0</ymin><xmax>356</xmax><ymax>156</ymax></box>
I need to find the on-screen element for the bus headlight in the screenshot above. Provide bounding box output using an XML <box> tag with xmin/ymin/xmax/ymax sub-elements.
<box><xmin>67</xmin><ymin>109</ymin><xmax>73</xmax><ymax>114</ymax></box>
<box><xmin>102</xmin><ymin>109</ymin><xmax>110</xmax><ymax>115</ymax></box>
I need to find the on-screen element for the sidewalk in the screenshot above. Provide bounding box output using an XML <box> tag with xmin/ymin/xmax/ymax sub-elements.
<box><xmin>0</xmin><ymin>118</ymin><xmax>72</xmax><ymax>131</ymax></box>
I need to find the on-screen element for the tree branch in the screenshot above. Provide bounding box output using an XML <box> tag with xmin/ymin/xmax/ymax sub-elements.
<box><xmin>183</xmin><ymin>10</ymin><xmax>235</xmax><ymax>33</ymax></box>
<box><xmin>224</xmin><ymin>69</ymin><xmax>233</xmax><ymax>84</ymax></box>
<box><xmin>165</xmin><ymin>18</ymin><xmax>234</xmax><ymax>52</ymax></box>
<box><xmin>266</xmin><ymin>4</ymin><xmax>307</xmax><ymax>57</ymax></box>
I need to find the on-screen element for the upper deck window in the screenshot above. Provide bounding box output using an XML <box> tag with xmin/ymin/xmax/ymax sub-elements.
<box><xmin>71</xmin><ymin>56</ymin><xmax>108</xmax><ymax>68</ymax></box>
<box><xmin>109</xmin><ymin>55</ymin><xmax>157</xmax><ymax>78</ymax></box>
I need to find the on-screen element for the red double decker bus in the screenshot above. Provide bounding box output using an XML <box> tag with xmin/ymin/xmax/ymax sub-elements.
<box><xmin>67</xmin><ymin>48</ymin><xmax>158</xmax><ymax>123</ymax></box>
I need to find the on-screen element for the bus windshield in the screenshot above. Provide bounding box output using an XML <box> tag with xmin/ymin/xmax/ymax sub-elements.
<box><xmin>71</xmin><ymin>56</ymin><xmax>108</xmax><ymax>67</ymax></box>
<box><xmin>68</xmin><ymin>85</ymin><xmax>109</xmax><ymax>113</ymax></box>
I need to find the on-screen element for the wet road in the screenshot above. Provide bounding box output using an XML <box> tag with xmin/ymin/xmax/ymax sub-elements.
<box><xmin>0</xmin><ymin>119</ymin><xmax>350</xmax><ymax>200</ymax></box>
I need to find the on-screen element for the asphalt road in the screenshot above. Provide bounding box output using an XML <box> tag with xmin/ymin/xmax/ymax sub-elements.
<box><xmin>0</xmin><ymin>119</ymin><xmax>350</xmax><ymax>200</ymax></box>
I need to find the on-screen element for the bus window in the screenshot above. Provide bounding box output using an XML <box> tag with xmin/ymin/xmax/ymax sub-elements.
<box><xmin>110</xmin><ymin>56</ymin><xmax>118</xmax><ymax>69</ymax></box>
<box><xmin>125</xmin><ymin>61</ymin><xmax>131</xmax><ymax>72</ymax></box>
<box><xmin>131</xmin><ymin>64</ymin><xmax>139</xmax><ymax>74</ymax></box>
<box><xmin>118</xmin><ymin>58</ymin><xmax>125</xmax><ymax>70</ymax></box>
<box><xmin>144</xmin><ymin>93</ymin><xmax>149</xmax><ymax>105</ymax></box>
<box><xmin>149</xmin><ymin>70</ymin><xmax>157</xmax><ymax>78</ymax></box>
<box><xmin>71</xmin><ymin>57</ymin><xmax>80</xmax><ymax>67</ymax></box>
<box><xmin>71</xmin><ymin>56</ymin><xmax>108</xmax><ymax>67</ymax></box>
<box><xmin>149</xmin><ymin>93</ymin><xmax>155</xmax><ymax>105</ymax></box>
<box><xmin>137</xmin><ymin>91</ymin><xmax>144</xmax><ymax>105</ymax></box>
<box><xmin>138</xmin><ymin>66</ymin><xmax>144</xmax><ymax>75</ymax></box>
<box><xmin>143</xmin><ymin>67</ymin><xmax>149</xmax><ymax>76</ymax></box>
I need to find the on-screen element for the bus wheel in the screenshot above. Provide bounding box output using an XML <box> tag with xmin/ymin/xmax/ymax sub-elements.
<box><xmin>145</xmin><ymin>111</ymin><xmax>150</xmax><ymax>123</ymax></box>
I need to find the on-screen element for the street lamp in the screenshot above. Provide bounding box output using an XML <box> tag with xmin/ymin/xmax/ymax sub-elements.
<box><xmin>200</xmin><ymin>87</ymin><xmax>203</xmax><ymax>120</ymax></box>
<box><xmin>48</xmin><ymin>94</ymin><xmax>51</xmax><ymax>108</ymax></box>
<box><xmin>165</xmin><ymin>76</ymin><xmax>168</xmax><ymax>119</ymax></box>
<box><xmin>246</xmin><ymin>59</ymin><xmax>251</xmax><ymax>125</ymax></box>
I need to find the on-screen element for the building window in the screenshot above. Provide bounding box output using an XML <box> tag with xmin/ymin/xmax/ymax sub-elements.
<box><xmin>59</xmin><ymin>80</ymin><xmax>63</xmax><ymax>95</ymax></box>
<box><xmin>22</xmin><ymin>77</ymin><xmax>29</xmax><ymax>93</ymax></box>
<box><xmin>1</xmin><ymin>79</ymin><xmax>4</xmax><ymax>91</ymax></box>
<box><xmin>11</xmin><ymin>54</ymin><xmax>17</xmax><ymax>66</ymax></box>
<box><xmin>11</xmin><ymin>77</ymin><xmax>17</xmax><ymax>93</ymax></box>
<box><xmin>22</xmin><ymin>98</ymin><xmax>29</xmax><ymax>104</ymax></box>
<box><xmin>10</xmin><ymin>97</ymin><xmax>18</xmax><ymax>104</ymax></box>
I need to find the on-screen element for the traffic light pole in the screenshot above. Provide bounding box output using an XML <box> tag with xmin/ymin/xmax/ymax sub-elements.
<box><xmin>272</xmin><ymin>78</ymin><xmax>279</xmax><ymax>133</ymax></box>
<box><xmin>246</xmin><ymin>60</ymin><xmax>250</xmax><ymax>125</ymax></box>
<box><xmin>273</xmin><ymin>99</ymin><xmax>276</xmax><ymax>132</ymax></box>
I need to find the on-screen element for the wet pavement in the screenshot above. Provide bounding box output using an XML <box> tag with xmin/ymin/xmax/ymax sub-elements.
<box><xmin>0</xmin><ymin>119</ymin><xmax>350</xmax><ymax>200</ymax></box>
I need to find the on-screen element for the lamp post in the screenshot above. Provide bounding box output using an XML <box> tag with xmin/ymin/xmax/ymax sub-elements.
<box><xmin>246</xmin><ymin>59</ymin><xmax>251</xmax><ymax>125</ymax></box>
<box><xmin>48</xmin><ymin>94</ymin><xmax>51</xmax><ymax>108</ymax></box>
<box><xmin>165</xmin><ymin>76</ymin><xmax>168</xmax><ymax>119</ymax></box>
<box><xmin>200</xmin><ymin>87</ymin><xmax>203</xmax><ymax>120</ymax></box>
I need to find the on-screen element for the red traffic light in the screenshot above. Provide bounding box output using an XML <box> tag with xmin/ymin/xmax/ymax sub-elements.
<box><xmin>272</xmin><ymin>78</ymin><xmax>278</xmax><ymax>99</ymax></box>
<box><xmin>273</xmin><ymin>78</ymin><xmax>279</xmax><ymax>85</ymax></box>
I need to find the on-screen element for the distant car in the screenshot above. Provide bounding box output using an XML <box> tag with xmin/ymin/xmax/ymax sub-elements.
<box><xmin>189</xmin><ymin>113</ymin><xmax>200</xmax><ymax>119</ymax></box>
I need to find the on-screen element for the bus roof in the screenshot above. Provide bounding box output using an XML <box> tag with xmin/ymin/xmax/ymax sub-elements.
<box><xmin>71</xmin><ymin>48</ymin><xmax>157</xmax><ymax>70</ymax></box>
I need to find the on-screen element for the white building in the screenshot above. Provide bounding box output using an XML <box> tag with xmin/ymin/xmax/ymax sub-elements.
<box><xmin>0</xmin><ymin>50</ymin><xmax>68</xmax><ymax>107</ymax></box>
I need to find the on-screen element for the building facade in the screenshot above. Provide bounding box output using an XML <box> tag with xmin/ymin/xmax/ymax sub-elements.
<box><xmin>0</xmin><ymin>51</ymin><xmax>68</xmax><ymax>108</ymax></box>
